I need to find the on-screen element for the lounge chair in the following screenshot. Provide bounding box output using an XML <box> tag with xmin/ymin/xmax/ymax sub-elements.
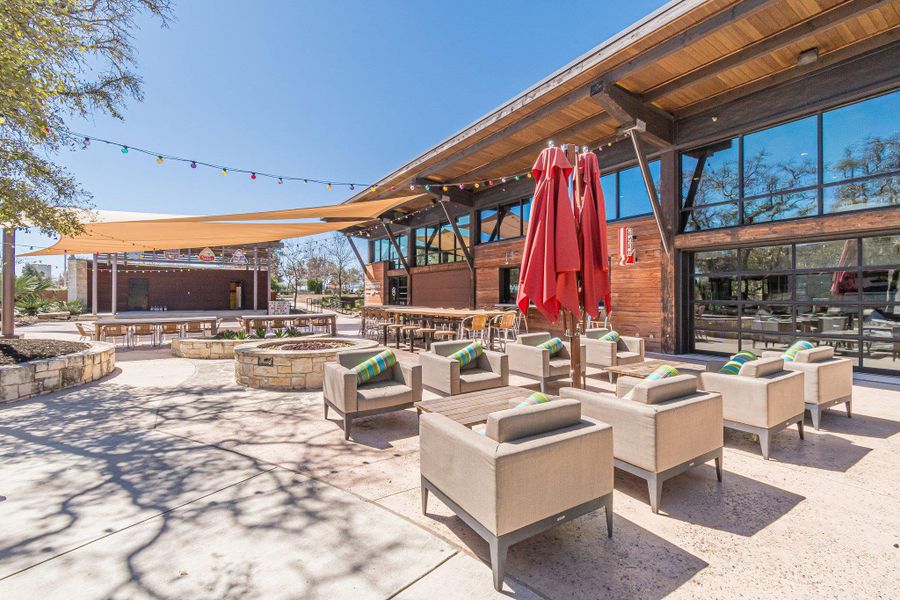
<box><xmin>506</xmin><ymin>332</ymin><xmax>585</xmax><ymax>393</ymax></box>
<box><xmin>561</xmin><ymin>374</ymin><xmax>723</xmax><ymax>513</ymax></box>
<box><xmin>762</xmin><ymin>346</ymin><xmax>852</xmax><ymax>429</ymax></box>
<box><xmin>420</xmin><ymin>340</ymin><xmax>508</xmax><ymax>396</ymax></box>
<box><xmin>582</xmin><ymin>328</ymin><xmax>645</xmax><ymax>377</ymax></box>
<box><xmin>420</xmin><ymin>399</ymin><xmax>613</xmax><ymax>591</ymax></box>
<box><xmin>699</xmin><ymin>357</ymin><xmax>804</xmax><ymax>459</ymax></box>
<box><xmin>323</xmin><ymin>347</ymin><xmax>422</xmax><ymax>440</ymax></box>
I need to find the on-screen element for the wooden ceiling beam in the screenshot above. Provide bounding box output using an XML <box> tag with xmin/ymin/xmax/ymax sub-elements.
<box><xmin>590</xmin><ymin>80</ymin><xmax>674</xmax><ymax>146</ymax></box>
<box><xmin>644</xmin><ymin>0</ymin><xmax>890</xmax><ymax>102</ymax></box>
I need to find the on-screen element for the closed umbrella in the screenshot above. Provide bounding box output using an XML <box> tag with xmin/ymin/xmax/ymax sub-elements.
<box><xmin>516</xmin><ymin>146</ymin><xmax>581</xmax><ymax>323</ymax></box>
<box><xmin>576</xmin><ymin>151</ymin><xmax>612</xmax><ymax>321</ymax></box>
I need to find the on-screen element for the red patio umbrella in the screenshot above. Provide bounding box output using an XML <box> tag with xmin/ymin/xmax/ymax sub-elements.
<box><xmin>576</xmin><ymin>151</ymin><xmax>612</xmax><ymax>321</ymax></box>
<box><xmin>516</xmin><ymin>146</ymin><xmax>581</xmax><ymax>323</ymax></box>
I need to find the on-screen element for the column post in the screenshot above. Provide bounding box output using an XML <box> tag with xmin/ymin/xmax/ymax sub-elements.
<box><xmin>253</xmin><ymin>245</ymin><xmax>259</xmax><ymax>311</ymax></box>
<box><xmin>92</xmin><ymin>253</ymin><xmax>98</xmax><ymax>315</ymax></box>
<box><xmin>1</xmin><ymin>228</ymin><xmax>18</xmax><ymax>338</ymax></box>
<box><xmin>111</xmin><ymin>253</ymin><xmax>118</xmax><ymax>315</ymax></box>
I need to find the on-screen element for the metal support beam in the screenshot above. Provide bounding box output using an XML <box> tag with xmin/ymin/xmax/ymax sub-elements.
<box><xmin>346</xmin><ymin>234</ymin><xmax>375</xmax><ymax>282</ymax></box>
<box><xmin>439</xmin><ymin>199</ymin><xmax>474</xmax><ymax>271</ymax></box>
<box><xmin>92</xmin><ymin>253</ymin><xmax>98</xmax><ymax>315</ymax></box>
<box><xmin>265</xmin><ymin>249</ymin><xmax>271</xmax><ymax>310</ymax></box>
<box><xmin>111</xmin><ymin>253</ymin><xmax>118</xmax><ymax>315</ymax></box>
<box><xmin>253</xmin><ymin>245</ymin><xmax>259</xmax><ymax>311</ymax></box>
<box><xmin>627</xmin><ymin>128</ymin><xmax>670</xmax><ymax>255</ymax></box>
<box><xmin>1</xmin><ymin>228</ymin><xmax>18</xmax><ymax>338</ymax></box>
<box><xmin>382</xmin><ymin>223</ymin><xmax>411</xmax><ymax>276</ymax></box>
<box><xmin>590</xmin><ymin>81</ymin><xmax>673</xmax><ymax>147</ymax></box>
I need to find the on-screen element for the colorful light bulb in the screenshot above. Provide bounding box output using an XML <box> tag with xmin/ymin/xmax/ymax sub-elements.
<box><xmin>327</xmin><ymin>183</ymin><xmax>333</xmax><ymax>190</ymax></box>
<box><xmin>442</xmin><ymin>185</ymin><xmax>448</xmax><ymax>192</ymax></box>
<box><xmin>277</xmin><ymin>177</ymin><xmax>283</xmax><ymax>184</ymax></box>
<box><xmin>250</xmin><ymin>172</ymin><xmax>257</xmax><ymax>180</ymax></box>
<box><xmin>474</xmin><ymin>182</ymin><xmax>480</xmax><ymax>189</ymax></box>
<box><xmin>371</xmin><ymin>186</ymin><xmax>377</xmax><ymax>192</ymax></box>
<box><xmin>424</xmin><ymin>185</ymin><xmax>430</xmax><ymax>191</ymax></box>
<box><xmin>221</xmin><ymin>168</ymin><xmax>227</xmax><ymax>176</ymax></box>
<box><xmin>349</xmin><ymin>184</ymin><xmax>355</xmax><ymax>190</ymax></box>
<box><xmin>190</xmin><ymin>161</ymin><xmax>197</xmax><ymax>168</ymax></box>
<box><xmin>156</xmin><ymin>155</ymin><xmax>164</xmax><ymax>165</ymax></box>
<box><xmin>121</xmin><ymin>146</ymin><xmax>129</xmax><ymax>154</ymax></box>
<box><xmin>458</xmin><ymin>184</ymin><xmax>464</xmax><ymax>190</ymax></box>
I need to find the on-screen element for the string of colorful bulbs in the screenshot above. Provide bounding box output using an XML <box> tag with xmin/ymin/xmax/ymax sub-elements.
<box><xmin>56</xmin><ymin>127</ymin><xmax>631</xmax><ymax>193</ymax></box>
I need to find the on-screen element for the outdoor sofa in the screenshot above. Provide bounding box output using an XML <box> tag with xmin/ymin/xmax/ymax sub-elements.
<box><xmin>582</xmin><ymin>328</ymin><xmax>645</xmax><ymax>376</ymax></box>
<box><xmin>561</xmin><ymin>374</ymin><xmax>723</xmax><ymax>513</ymax></box>
<box><xmin>762</xmin><ymin>345</ymin><xmax>852</xmax><ymax>429</ymax></box>
<box><xmin>420</xmin><ymin>399</ymin><xmax>613</xmax><ymax>591</ymax></box>
<box><xmin>419</xmin><ymin>340</ymin><xmax>508</xmax><ymax>396</ymax></box>
<box><xmin>506</xmin><ymin>332</ymin><xmax>586</xmax><ymax>393</ymax></box>
<box><xmin>699</xmin><ymin>357</ymin><xmax>804</xmax><ymax>459</ymax></box>
<box><xmin>323</xmin><ymin>347</ymin><xmax>422</xmax><ymax>440</ymax></box>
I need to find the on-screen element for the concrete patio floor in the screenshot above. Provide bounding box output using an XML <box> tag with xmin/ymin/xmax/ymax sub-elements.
<box><xmin>2</xmin><ymin>318</ymin><xmax>899</xmax><ymax>599</ymax></box>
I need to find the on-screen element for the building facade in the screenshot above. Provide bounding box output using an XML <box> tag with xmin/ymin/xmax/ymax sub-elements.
<box><xmin>344</xmin><ymin>0</ymin><xmax>900</xmax><ymax>375</ymax></box>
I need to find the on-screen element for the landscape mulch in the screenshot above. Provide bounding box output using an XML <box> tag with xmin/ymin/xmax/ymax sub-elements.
<box><xmin>0</xmin><ymin>339</ymin><xmax>90</xmax><ymax>366</ymax></box>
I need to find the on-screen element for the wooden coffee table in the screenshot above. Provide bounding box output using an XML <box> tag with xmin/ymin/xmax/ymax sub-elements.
<box><xmin>603</xmin><ymin>359</ymin><xmax>707</xmax><ymax>383</ymax></box>
<box><xmin>415</xmin><ymin>386</ymin><xmax>539</xmax><ymax>427</ymax></box>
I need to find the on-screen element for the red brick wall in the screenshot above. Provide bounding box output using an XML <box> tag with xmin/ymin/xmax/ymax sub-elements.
<box><xmin>410</xmin><ymin>262</ymin><xmax>471</xmax><ymax>308</ymax></box>
<box><xmin>87</xmin><ymin>264</ymin><xmax>269</xmax><ymax>312</ymax></box>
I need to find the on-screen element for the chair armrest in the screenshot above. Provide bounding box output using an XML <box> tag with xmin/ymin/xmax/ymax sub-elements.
<box><xmin>478</xmin><ymin>350</ymin><xmax>509</xmax><ymax>384</ymax></box>
<box><xmin>507</xmin><ymin>343</ymin><xmax>549</xmax><ymax>377</ymax></box>
<box><xmin>419</xmin><ymin>413</ymin><xmax>499</xmax><ymax>532</ymax></box>
<box><xmin>336</xmin><ymin>348</ymin><xmax>384</xmax><ymax>368</ymax></box>
<box><xmin>621</xmin><ymin>336</ymin><xmax>645</xmax><ymax>357</ymax></box>
<box><xmin>493</xmin><ymin>417</ymin><xmax>613</xmax><ymax>536</ymax></box>
<box><xmin>760</xmin><ymin>350</ymin><xmax>782</xmax><ymax>359</ymax></box>
<box><xmin>615</xmin><ymin>375</ymin><xmax>643</xmax><ymax>398</ymax></box>
<box><xmin>420</xmin><ymin>352</ymin><xmax>459</xmax><ymax>396</ymax></box>
<box><xmin>783</xmin><ymin>358</ymin><xmax>853</xmax><ymax>404</ymax></box>
<box><xmin>324</xmin><ymin>362</ymin><xmax>357</xmax><ymax>413</ymax></box>
<box><xmin>700</xmin><ymin>371</ymin><xmax>802</xmax><ymax>428</ymax></box>
<box><xmin>394</xmin><ymin>361</ymin><xmax>422</xmax><ymax>402</ymax></box>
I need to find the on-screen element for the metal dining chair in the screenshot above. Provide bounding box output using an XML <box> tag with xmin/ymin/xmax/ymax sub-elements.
<box><xmin>130</xmin><ymin>323</ymin><xmax>157</xmax><ymax>348</ymax></box>
<box><xmin>99</xmin><ymin>324</ymin><xmax>129</xmax><ymax>348</ymax></box>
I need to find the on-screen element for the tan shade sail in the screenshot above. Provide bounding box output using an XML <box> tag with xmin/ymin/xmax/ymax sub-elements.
<box><xmin>138</xmin><ymin>194</ymin><xmax>427</xmax><ymax>223</ymax></box>
<box><xmin>22</xmin><ymin>220</ymin><xmax>361</xmax><ymax>256</ymax></box>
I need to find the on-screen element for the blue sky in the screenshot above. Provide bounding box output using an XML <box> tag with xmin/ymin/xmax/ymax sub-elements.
<box><xmin>21</xmin><ymin>0</ymin><xmax>667</xmax><ymax>275</ymax></box>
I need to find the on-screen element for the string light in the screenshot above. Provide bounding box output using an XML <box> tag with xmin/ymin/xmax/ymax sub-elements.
<box><xmin>190</xmin><ymin>161</ymin><xmax>197</xmax><ymax>169</ymax></box>
<box><xmin>156</xmin><ymin>155</ymin><xmax>164</xmax><ymax>165</ymax></box>
<box><xmin>221</xmin><ymin>167</ymin><xmax>227</xmax><ymax>176</ymax></box>
<box><xmin>250</xmin><ymin>172</ymin><xmax>257</xmax><ymax>180</ymax></box>
<box><xmin>277</xmin><ymin>177</ymin><xmax>283</xmax><ymax>184</ymax></box>
<box><xmin>121</xmin><ymin>146</ymin><xmax>129</xmax><ymax>154</ymax></box>
<box><xmin>327</xmin><ymin>183</ymin><xmax>333</xmax><ymax>190</ymax></box>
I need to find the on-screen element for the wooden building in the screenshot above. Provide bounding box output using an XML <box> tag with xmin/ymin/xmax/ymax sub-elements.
<box><xmin>343</xmin><ymin>0</ymin><xmax>900</xmax><ymax>375</ymax></box>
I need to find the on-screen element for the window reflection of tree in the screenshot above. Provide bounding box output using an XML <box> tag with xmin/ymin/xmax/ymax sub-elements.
<box><xmin>828</xmin><ymin>133</ymin><xmax>900</xmax><ymax>210</ymax></box>
<box><xmin>742</xmin><ymin>149</ymin><xmax>817</xmax><ymax>223</ymax></box>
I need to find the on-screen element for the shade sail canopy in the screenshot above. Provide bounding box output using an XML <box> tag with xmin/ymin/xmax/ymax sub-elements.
<box><xmin>137</xmin><ymin>195</ymin><xmax>426</xmax><ymax>223</ymax></box>
<box><xmin>22</xmin><ymin>220</ymin><xmax>360</xmax><ymax>256</ymax></box>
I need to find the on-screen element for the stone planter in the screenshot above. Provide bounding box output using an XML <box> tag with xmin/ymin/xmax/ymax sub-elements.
<box><xmin>171</xmin><ymin>337</ymin><xmax>245</xmax><ymax>359</ymax></box>
<box><xmin>0</xmin><ymin>341</ymin><xmax>115</xmax><ymax>404</ymax></box>
<box><xmin>234</xmin><ymin>337</ymin><xmax>378</xmax><ymax>391</ymax></box>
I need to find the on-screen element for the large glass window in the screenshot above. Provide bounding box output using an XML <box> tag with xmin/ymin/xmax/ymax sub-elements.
<box><xmin>415</xmin><ymin>220</ymin><xmax>465</xmax><ymax>266</ymax></box>
<box><xmin>370</xmin><ymin>237</ymin><xmax>405</xmax><ymax>270</ymax></box>
<box><xmin>689</xmin><ymin>235</ymin><xmax>900</xmax><ymax>375</ymax></box>
<box><xmin>605</xmin><ymin>160</ymin><xmax>660</xmax><ymax>221</ymax></box>
<box><xmin>477</xmin><ymin>197</ymin><xmax>531</xmax><ymax>244</ymax></box>
<box><xmin>681</xmin><ymin>89</ymin><xmax>900</xmax><ymax>230</ymax></box>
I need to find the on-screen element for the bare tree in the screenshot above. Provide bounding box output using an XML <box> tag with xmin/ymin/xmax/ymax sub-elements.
<box><xmin>323</xmin><ymin>233</ymin><xmax>356</xmax><ymax>296</ymax></box>
<box><xmin>277</xmin><ymin>243</ymin><xmax>306</xmax><ymax>307</ymax></box>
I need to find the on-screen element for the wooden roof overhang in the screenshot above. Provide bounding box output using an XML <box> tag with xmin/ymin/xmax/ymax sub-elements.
<box><xmin>340</xmin><ymin>0</ymin><xmax>900</xmax><ymax>230</ymax></box>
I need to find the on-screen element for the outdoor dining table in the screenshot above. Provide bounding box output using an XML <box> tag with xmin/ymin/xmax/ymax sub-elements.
<box><xmin>92</xmin><ymin>316</ymin><xmax>219</xmax><ymax>341</ymax></box>
<box><xmin>237</xmin><ymin>313</ymin><xmax>338</xmax><ymax>336</ymax></box>
<box><xmin>379</xmin><ymin>306</ymin><xmax>506</xmax><ymax>347</ymax></box>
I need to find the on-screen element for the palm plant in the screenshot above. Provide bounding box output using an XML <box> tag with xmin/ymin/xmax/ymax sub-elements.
<box><xmin>15</xmin><ymin>272</ymin><xmax>52</xmax><ymax>303</ymax></box>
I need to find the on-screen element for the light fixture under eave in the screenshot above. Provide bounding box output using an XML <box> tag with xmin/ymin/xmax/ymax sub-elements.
<box><xmin>797</xmin><ymin>47</ymin><xmax>819</xmax><ymax>66</ymax></box>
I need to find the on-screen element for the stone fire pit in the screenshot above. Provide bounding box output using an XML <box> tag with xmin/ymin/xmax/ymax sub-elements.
<box><xmin>234</xmin><ymin>337</ymin><xmax>378</xmax><ymax>390</ymax></box>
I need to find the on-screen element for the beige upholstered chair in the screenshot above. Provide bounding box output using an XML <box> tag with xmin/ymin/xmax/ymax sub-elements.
<box><xmin>762</xmin><ymin>346</ymin><xmax>852</xmax><ymax>429</ymax></box>
<box><xmin>582</xmin><ymin>328</ymin><xmax>645</xmax><ymax>377</ymax></box>
<box><xmin>323</xmin><ymin>348</ymin><xmax>422</xmax><ymax>440</ymax></box>
<box><xmin>506</xmin><ymin>332</ymin><xmax>585</xmax><ymax>393</ymax></box>
<box><xmin>699</xmin><ymin>357</ymin><xmax>804</xmax><ymax>459</ymax></box>
<box><xmin>420</xmin><ymin>399</ymin><xmax>613</xmax><ymax>591</ymax></box>
<box><xmin>561</xmin><ymin>374</ymin><xmax>723</xmax><ymax>513</ymax></box>
<box><xmin>420</xmin><ymin>340</ymin><xmax>508</xmax><ymax>396</ymax></box>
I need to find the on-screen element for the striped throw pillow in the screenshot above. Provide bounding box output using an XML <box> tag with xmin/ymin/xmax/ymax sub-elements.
<box><xmin>624</xmin><ymin>364</ymin><xmax>679</xmax><ymax>400</ymax></box>
<box><xmin>450</xmin><ymin>342</ymin><xmax>483</xmax><ymax>368</ymax></box>
<box><xmin>719</xmin><ymin>350</ymin><xmax>758</xmax><ymax>375</ymax></box>
<box><xmin>539</xmin><ymin>337</ymin><xmax>564</xmax><ymax>356</ymax></box>
<box><xmin>352</xmin><ymin>349</ymin><xmax>397</xmax><ymax>385</ymax></box>
<box><xmin>600</xmin><ymin>330</ymin><xmax>620</xmax><ymax>342</ymax></box>
<box><xmin>782</xmin><ymin>340</ymin><xmax>814</xmax><ymax>362</ymax></box>
<box><xmin>515</xmin><ymin>391</ymin><xmax>552</xmax><ymax>408</ymax></box>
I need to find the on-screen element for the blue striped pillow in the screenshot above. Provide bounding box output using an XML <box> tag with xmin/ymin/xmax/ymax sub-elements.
<box><xmin>352</xmin><ymin>349</ymin><xmax>397</xmax><ymax>385</ymax></box>
<box><xmin>782</xmin><ymin>340</ymin><xmax>814</xmax><ymax>362</ymax></box>
<box><xmin>450</xmin><ymin>342</ymin><xmax>483</xmax><ymax>367</ymax></box>
<box><xmin>515</xmin><ymin>391</ymin><xmax>552</xmax><ymax>408</ymax></box>
<box><xmin>719</xmin><ymin>350</ymin><xmax>758</xmax><ymax>375</ymax></box>
<box><xmin>624</xmin><ymin>364</ymin><xmax>679</xmax><ymax>400</ymax></box>
<box><xmin>539</xmin><ymin>337</ymin><xmax>564</xmax><ymax>356</ymax></box>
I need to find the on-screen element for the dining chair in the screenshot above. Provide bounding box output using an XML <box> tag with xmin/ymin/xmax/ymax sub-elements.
<box><xmin>130</xmin><ymin>323</ymin><xmax>157</xmax><ymax>348</ymax></box>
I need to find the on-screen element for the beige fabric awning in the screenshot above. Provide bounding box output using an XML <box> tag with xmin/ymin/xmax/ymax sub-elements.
<box><xmin>22</xmin><ymin>221</ymin><xmax>360</xmax><ymax>256</ymax></box>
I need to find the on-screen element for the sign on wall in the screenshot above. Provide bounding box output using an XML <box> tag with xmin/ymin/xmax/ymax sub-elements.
<box><xmin>198</xmin><ymin>247</ymin><xmax>216</xmax><ymax>263</ymax></box>
<box><xmin>231</xmin><ymin>249</ymin><xmax>248</xmax><ymax>265</ymax></box>
<box><xmin>164</xmin><ymin>250</ymin><xmax>182</xmax><ymax>261</ymax></box>
<box><xmin>268</xmin><ymin>300</ymin><xmax>291</xmax><ymax>315</ymax></box>
<box><xmin>618</xmin><ymin>227</ymin><xmax>636</xmax><ymax>266</ymax></box>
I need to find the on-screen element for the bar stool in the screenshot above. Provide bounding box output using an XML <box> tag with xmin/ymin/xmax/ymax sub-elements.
<box><xmin>433</xmin><ymin>329</ymin><xmax>457</xmax><ymax>342</ymax></box>
<box><xmin>385</xmin><ymin>323</ymin><xmax>405</xmax><ymax>347</ymax></box>
<box><xmin>416</xmin><ymin>327</ymin><xmax>437</xmax><ymax>350</ymax></box>
<box><xmin>400</xmin><ymin>324</ymin><xmax>419</xmax><ymax>352</ymax></box>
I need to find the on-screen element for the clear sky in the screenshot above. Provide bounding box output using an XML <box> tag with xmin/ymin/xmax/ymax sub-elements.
<box><xmin>20</xmin><ymin>0</ymin><xmax>667</xmax><ymax>275</ymax></box>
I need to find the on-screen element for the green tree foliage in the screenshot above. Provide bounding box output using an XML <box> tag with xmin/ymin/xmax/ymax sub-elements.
<box><xmin>0</xmin><ymin>0</ymin><xmax>172</xmax><ymax>234</ymax></box>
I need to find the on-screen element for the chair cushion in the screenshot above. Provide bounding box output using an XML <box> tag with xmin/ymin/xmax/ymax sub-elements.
<box><xmin>624</xmin><ymin>364</ymin><xmax>679</xmax><ymax>400</ymax></box>
<box><xmin>738</xmin><ymin>356</ymin><xmax>784</xmax><ymax>377</ymax></box>
<box><xmin>356</xmin><ymin>380</ymin><xmax>412</xmax><ymax>411</ymax></box>
<box><xmin>719</xmin><ymin>350</ymin><xmax>758</xmax><ymax>375</ymax></box>
<box><xmin>782</xmin><ymin>340</ymin><xmax>814</xmax><ymax>362</ymax></box>
<box><xmin>513</xmin><ymin>391</ymin><xmax>552</xmax><ymax>408</ymax></box>
<box><xmin>352</xmin><ymin>349</ymin><xmax>397</xmax><ymax>385</ymax></box>
<box><xmin>450</xmin><ymin>342</ymin><xmax>483</xmax><ymax>368</ymax></box>
<box><xmin>485</xmin><ymin>398</ymin><xmax>581</xmax><ymax>443</ymax></box>
<box><xmin>548</xmin><ymin>357</ymin><xmax>571</xmax><ymax>376</ymax></box>
<box><xmin>600</xmin><ymin>330</ymin><xmax>620</xmax><ymax>342</ymax></box>
<box><xmin>539</xmin><ymin>337</ymin><xmax>564</xmax><ymax>356</ymax></box>
<box><xmin>459</xmin><ymin>368</ymin><xmax>503</xmax><ymax>393</ymax></box>
<box><xmin>794</xmin><ymin>345</ymin><xmax>834</xmax><ymax>363</ymax></box>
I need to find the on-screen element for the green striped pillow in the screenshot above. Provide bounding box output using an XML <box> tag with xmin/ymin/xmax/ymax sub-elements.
<box><xmin>450</xmin><ymin>342</ymin><xmax>483</xmax><ymax>367</ymax></box>
<box><xmin>600</xmin><ymin>330</ymin><xmax>620</xmax><ymax>342</ymax></box>
<box><xmin>782</xmin><ymin>340</ymin><xmax>814</xmax><ymax>362</ymax></box>
<box><xmin>352</xmin><ymin>349</ymin><xmax>397</xmax><ymax>385</ymax></box>
<box><xmin>624</xmin><ymin>364</ymin><xmax>679</xmax><ymax>400</ymax></box>
<box><xmin>515</xmin><ymin>392</ymin><xmax>552</xmax><ymax>408</ymax></box>
<box><xmin>719</xmin><ymin>350</ymin><xmax>758</xmax><ymax>375</ymax></box>
<box><xmin>539</xmin><ymin>337</ymin><xmax>564</xmax><ymax>356</ymax></box>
